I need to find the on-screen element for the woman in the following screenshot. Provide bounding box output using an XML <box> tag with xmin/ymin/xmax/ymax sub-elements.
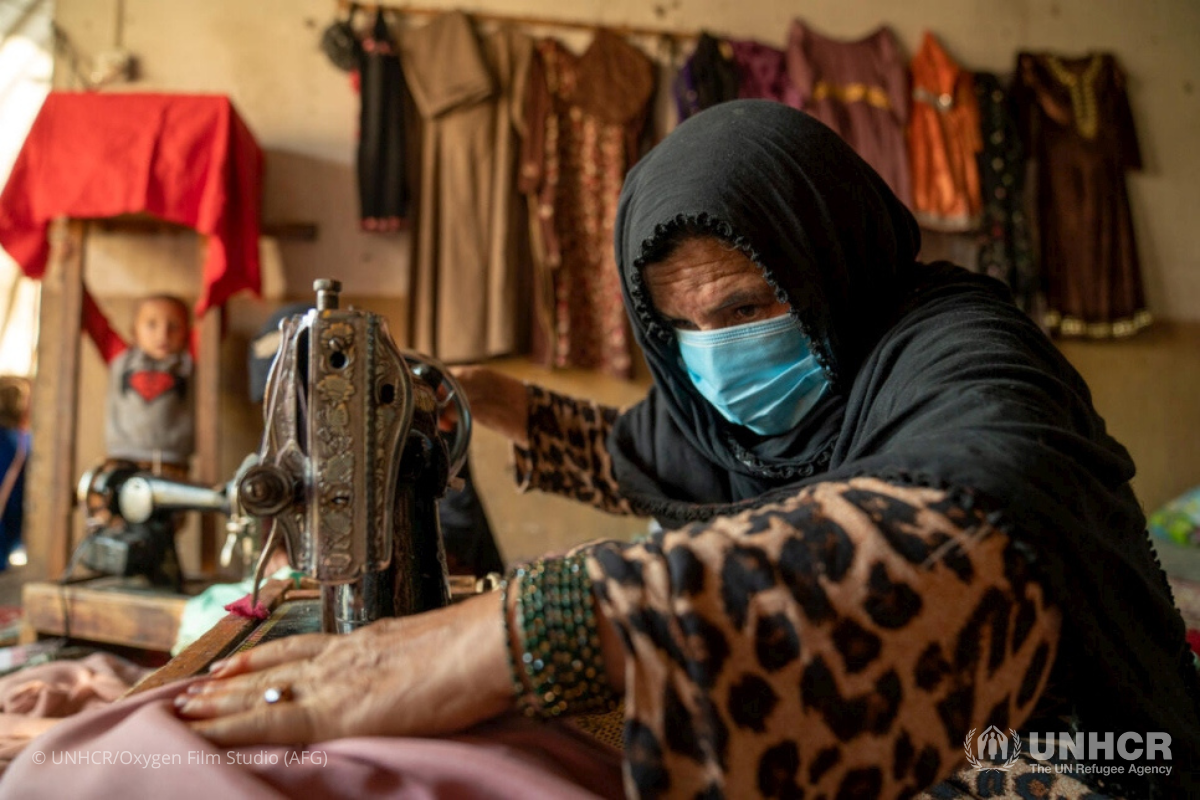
<box><xmin>6</xmin><ymin>101</ymin><xmax>1196</xmax><ymax>799</ymax></box>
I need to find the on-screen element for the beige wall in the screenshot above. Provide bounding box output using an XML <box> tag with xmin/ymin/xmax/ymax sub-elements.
<box><xmin>26</xmin><ymin>0</ymin><xmax>1200</xmax><ymax>578</ymax></box>
<box><xmin>53</xmin><ymin>0</ymin><xmax>1200</xmax><ymax>317</ymax></box>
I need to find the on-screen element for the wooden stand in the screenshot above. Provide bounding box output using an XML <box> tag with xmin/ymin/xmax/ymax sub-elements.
<box><xmin>35</xmin><ymin>218</ymin><xmax>225</xmax><ymax>580</ymax></box>
<box><xmin>20</xmin><ymin>577</ymin><xmax>195</xmax><ymax>652</ymax></box>
<box><xmin>29</xmin><ymin>215</ymin><xmax>317</xmax><ymax>582</ymax></box>
<box><xmin>17</xmin><ymin>215</ymin><xmax>319</xmax><ymax>662</ymax></box>
<box><xmin>43</xmin><ymin>219</ymin><xmax>85</xmax><ymax>580</ymax></box>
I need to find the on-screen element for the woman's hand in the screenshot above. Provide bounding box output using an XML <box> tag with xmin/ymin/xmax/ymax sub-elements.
<box><xmin>447</xmin><ymin>366</ymin><xmax>530</xmax><ymax>448</ymax></box>
<box><xmin>174</xmin><ymin>591</ymin><xmax>512</xmax><ymax>747</ymax></box>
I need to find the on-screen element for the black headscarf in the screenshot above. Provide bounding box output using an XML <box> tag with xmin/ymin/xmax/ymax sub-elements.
<box><xmin>609</xmin><ymin>100</ymin><xmax>1200</xmax><ymax>794</ymax></box>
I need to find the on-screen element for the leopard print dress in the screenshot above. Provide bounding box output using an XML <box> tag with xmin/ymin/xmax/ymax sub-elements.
<box><xmin>514</xmin><ymin>386</ymin><xmax>1126</xmax><ymax>799</ymax></box>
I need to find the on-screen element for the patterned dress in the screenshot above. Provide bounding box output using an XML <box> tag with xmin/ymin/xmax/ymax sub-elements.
<box><xmin>514</xmin><ymin>385</ymin><xmax>1131</xmax><ymax>799</ymax></box>
<box><xmin>973</xmin><ymin>72</ymin><xmax>1038</xmax><ymax>316</ymax></box>
<box><xmin>519</xmin><ymin>32</ymin><xmax>655</xmax><ymax>378</ymax></box>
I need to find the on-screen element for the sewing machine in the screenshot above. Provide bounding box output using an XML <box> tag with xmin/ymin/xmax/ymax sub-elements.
<box><xmin>37</xmin><ymin>278</ymin><xmax>474</xmax><ymax>658</ymax></box>
<box><xmin>235</xmin><ymin>278</ymin><xmax>471</xmax><ymax>633</ymax></box>
<box><xmin>74</xmin><ymin>455</ymin><xmax>262</xmax><ymax>592</ymax></box>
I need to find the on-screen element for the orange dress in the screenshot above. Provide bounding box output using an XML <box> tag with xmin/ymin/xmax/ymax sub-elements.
<box><xmin>907</xmin><ymin>32</ymin><xmax>982</xmax><ymax>231</ymax></box>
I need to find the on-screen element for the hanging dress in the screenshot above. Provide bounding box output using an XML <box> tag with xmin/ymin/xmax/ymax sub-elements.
<box><xmin>672</xmin><ymin>32</ymin><xmax>740</xmax><ymax>121</ymax></box>
<box><xmin>973</xmin><ymin>72</ymin><xmax>1038</xmax><ymax>315</ymax></box>
<box><xmin>785</xmin><ymin>20</ymin><xmax>912</xmax><ymax>206</ymax></box>
<box><xmin>357</xmin><ymin>11</ymin><xmax>409</xmax><ymax>232</ymax></box>
<box><xmin>519</xmin><ymin>31</ymin><xmax>654</xmax><ymax>378</ymax></box>
<box><xmin>1014</xmin><ymin>52</ymin><xmax>1150</xmax><ymax>338</ymax></box>
<box><xmin>729</xmin><ymin>39</ymin><xmax>800</xmax><ymax>106</ymax></box>
<box><xmin>907</xmin><ymin>32</ymin><xmax>982</xmax><ymax>232</ymax></box>
<box><xmin>401</xmin><ymin>12</ymin><xmax>533</xmax><ymax>362</ymax></box>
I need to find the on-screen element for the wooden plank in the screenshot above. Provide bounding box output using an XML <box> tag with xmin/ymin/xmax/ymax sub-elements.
<box><xmin>259</xmin><ymin>221</ymin><xmax>319</xmax><ymax>241</ymax></box>
<box><xmin>92</xmin><ymin>215</ymin><xmax>318</xmax><ymax>241</ymax></box>
<box><xmin>21</xmin><ymin>580</ymin><xmax>189</xmax><ymax>651</ymax></box>
<box><xmin>194</xmin><ymin>242</ymin><xmax>223</xmax><ymax>574</ymax></box>
<box><xmin>46</xmin><ymin>219</ymin><xmax>86</xmax><ymax>578</ymax></box>
<box><xmin>126</xmin><ymin>578</ymin><xmax>294</xmax><ymax>695</ymax></box>
<box><xmin>193</xmin><ymin>232</ymin><xmax>220</xmax><ymax>575</ymax></box>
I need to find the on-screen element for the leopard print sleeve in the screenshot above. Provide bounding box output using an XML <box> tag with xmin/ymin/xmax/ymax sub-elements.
<box><xmin>512</xmin><ymin>384</ymin><xmax>636</xmax><ymax>515</ymax></box>
<box><xmin>585</xmin><ymin>477</ymin><xmax>1062</xmax><ymax>799</ymax></box>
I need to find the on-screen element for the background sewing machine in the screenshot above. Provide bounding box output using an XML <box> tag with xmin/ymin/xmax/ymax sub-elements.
<box><xmin>73</xmin><ymin>456</ymin><xmax>263</xmax><ymax>592</ymax></box>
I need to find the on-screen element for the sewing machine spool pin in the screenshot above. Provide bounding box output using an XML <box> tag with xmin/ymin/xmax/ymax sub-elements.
<box><xmin>314</xmin><ymin>278</ymin><xmax>341</xmax><ymax>311</ymax></box>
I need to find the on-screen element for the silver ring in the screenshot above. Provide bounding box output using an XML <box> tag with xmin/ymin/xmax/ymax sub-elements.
<box><xmin>263</xmin><ymin>685</ymin><xmax>291</xmax><ymax>705</ymax></box>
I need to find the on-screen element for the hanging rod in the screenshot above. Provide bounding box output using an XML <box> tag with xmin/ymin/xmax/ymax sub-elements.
<box><xmin>337</xmin><ymin>1</ymin><xmax>700</xmax><ymax>41</ymax></box>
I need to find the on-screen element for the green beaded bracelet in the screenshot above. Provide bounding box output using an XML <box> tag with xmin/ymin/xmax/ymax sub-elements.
<box><xmin>509</xmin><ymin>555</ymin><xmax>618</xmax><ymax>720</ymax></box>
<box><xmin>500</xmin><ymin>568</ymin><xmax>534</xmax><ymax>712</ymax></box>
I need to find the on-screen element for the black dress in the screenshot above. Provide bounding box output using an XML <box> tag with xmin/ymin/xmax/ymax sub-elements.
<box><xmin>357</xmin><ymin>12</ymin><xmax>409</xmax><ymax>232</ymax></box>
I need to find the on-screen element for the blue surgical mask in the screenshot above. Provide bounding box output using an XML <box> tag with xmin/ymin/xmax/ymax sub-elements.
<box><xmin>676</xmin><ymin>315</ymin><xmax>829</xmax><ymax>436</ymax></box>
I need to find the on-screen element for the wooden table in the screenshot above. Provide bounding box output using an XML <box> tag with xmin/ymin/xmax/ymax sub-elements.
<box><xmin>20</xmin><ymin>577</ymin><xmax>207</xmax><ymax>652</ymax></box>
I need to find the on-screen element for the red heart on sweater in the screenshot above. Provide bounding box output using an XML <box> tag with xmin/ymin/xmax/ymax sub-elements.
<box><xmin>128</xmin><ymin>370</ymin><xmax>175</xmax><ymax>402</ymax></box>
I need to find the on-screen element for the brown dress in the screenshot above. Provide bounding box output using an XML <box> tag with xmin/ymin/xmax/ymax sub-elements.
<box><xmin>786</xmin><ymin>20</ymin><xmax>912</xmax><ymax>206</ymax></box>
<box><xmin>519</xmin><ymin>32</ymin><xmax>655</xmax><ymax>379</ymax></box>
<box><xmin>1015</xmin><ymin>52</ymin><xmax>1150</xmax><ymax>338</ymax></box>
<box><xmin>401</xmin><ymin>13</ymin><xmax>533</xmax><ymax>362</ymax></box>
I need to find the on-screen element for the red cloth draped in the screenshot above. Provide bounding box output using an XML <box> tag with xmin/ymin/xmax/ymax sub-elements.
<box><xmin>0</xmin><ymin>92</ymin><xmax>263</xmax><ymax>318</ymax></box>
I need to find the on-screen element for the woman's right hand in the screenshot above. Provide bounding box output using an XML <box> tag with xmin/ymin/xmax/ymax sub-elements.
<box><xmin>447</xmin><ymin>366</ymin><xmax>530</xmax><ymax>448</ymax></box>
<box><xmin>176</xmin><ymin>591</ymin><xmax>514</xmax><ymax>746</ymax></box>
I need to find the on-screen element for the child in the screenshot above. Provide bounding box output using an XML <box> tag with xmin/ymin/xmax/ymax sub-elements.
<box><xmin>81</xmin><ymin>291</ymin><xmax>193</xmax><ymax>589</ymax></box>
<box><xmin>83</xmin><ymin>291</ymin><xmax>194</xmax><ymax>477</ymax></box>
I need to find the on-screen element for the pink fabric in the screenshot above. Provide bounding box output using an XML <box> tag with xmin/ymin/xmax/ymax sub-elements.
<box><xmin>0</xmin><ymin>652</ymin><xmax>148</xmax><ymax>719</ymax></box>
<box><xmin>0</xmin><ymin>652</ymin><xmax>150</xmax><ymax>768</ymax></box>
<box><xmin>224</xmin><ymin>595</ymin><xmax>270</xmax><ymax>620</ymax></box>
<box><xmin>0</xmin><ymin>681</ymin><xmax>626</xmax><ymax>799</ymax></box>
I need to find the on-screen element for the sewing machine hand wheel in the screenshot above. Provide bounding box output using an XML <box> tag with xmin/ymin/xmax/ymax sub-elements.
<box><xmin>403</xmin><ymin>352</ymin><xmax>471</xmax><ymax>481</ymax></box>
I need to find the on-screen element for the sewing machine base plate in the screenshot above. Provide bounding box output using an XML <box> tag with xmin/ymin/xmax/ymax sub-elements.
<box><xmin>235</xmin><ymin>599</ymin><xmax>322</xmax><ymax>651</ymax></box>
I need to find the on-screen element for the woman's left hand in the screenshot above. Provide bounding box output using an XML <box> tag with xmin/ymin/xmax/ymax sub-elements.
<box><xmin>174</xmin><ymin>591</ymin><xmax>512</xmax><ymax>747</ymax></box>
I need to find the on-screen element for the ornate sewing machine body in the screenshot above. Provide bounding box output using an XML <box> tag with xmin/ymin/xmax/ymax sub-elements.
<box><xmin>235</xmin><ymin>278</ymin><xmax>471</xmax><ymax>633</ymax></box>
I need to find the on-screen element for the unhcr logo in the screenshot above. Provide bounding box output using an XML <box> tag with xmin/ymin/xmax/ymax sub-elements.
<box><xmin>964</xmin><ymin>728</ymin><xmax>1174</xmax><ymax>776</ymax></box>
<box><xmin>964</xmin><ymin>726</ymin><xmax>1022</xmax><ymax>771</ymax></box>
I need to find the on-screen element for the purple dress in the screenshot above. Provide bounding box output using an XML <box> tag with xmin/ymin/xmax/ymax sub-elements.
<box><xmin>785</xmin><ymin>20</ymin><xmax>912</xmax><ymax>205</ymax></box>
<box><xmin>729</xmin><ymin>39</ymin><xmax>800</xmax><ymax>106</ymax></box>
